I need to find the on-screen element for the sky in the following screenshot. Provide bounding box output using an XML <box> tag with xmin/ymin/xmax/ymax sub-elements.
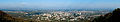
<box><xmin>0</xmin><ymin>0</ymin><xmax>120</xmax><ymax>9</ymax></box>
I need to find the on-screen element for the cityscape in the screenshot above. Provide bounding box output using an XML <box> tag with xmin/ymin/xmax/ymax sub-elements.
<box><xmin>0</xmin><ymin>0</ymin><xmax>120</xmax><ymax>22</ymax></box>
<box><xmin>1</xmin><ymin>8</ymin><xmax>112</xmax><ymax>22</ymax></box>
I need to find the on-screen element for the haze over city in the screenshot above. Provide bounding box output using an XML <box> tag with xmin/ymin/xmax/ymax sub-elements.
<box><xmin>0</xmin><ymin>0</ymin><xmax>120</xmax><ymax>22</ymax></box>
<box><xmin>0</xmin><ymin>0</ymin><xmax>120</xmax><ymax>9</ymax></box>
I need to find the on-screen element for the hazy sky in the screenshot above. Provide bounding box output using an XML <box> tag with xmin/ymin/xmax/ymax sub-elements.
<box><xmin>0</xmin><ymin>0</ymin><xmax>120</xmax><ymax>9</ymax></box>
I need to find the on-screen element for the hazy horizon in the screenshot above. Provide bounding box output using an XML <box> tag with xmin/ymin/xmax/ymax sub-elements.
<box><xmin>0</xmin><ymin>0</ymin><xmax>120</xmax><ymax>9</ymax></box>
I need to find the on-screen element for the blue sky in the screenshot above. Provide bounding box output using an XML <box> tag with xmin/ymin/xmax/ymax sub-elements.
<box><xmin>0</xmin><ymin>0</ymin><xmax>120</xmax><ymax>9</ymax></box>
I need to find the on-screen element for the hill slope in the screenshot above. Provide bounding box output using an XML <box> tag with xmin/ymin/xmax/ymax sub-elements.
<box><xmin>92</xmin><ymin>8</ymin><xmax>120</xmax><ymax>22</ymax></box>
<box><xmin>0</xmin><ymin>10</ymin><xmax>30</xmax><ymax>22</ymax></box>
